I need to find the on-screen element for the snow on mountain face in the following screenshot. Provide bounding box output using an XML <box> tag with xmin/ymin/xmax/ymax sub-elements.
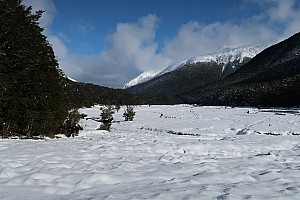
<box><xmin>67</xmin><ymin>77</ymin><xmax>77</xmax><ymax>82</ymax></box>
<box><xmin>191</xmin><ymin>45</ymin><xmax>268</xmax><ymax>73</ymax></box>
<box><xmin>124</xmin><ymin>44</ymin><xmax>270</xmax><ymax>89</ymax></box>
<box><xmin>123</xmin><ymin>71</ymin><xmax>159</xmax><ymax>89</ymax></box>
<box><xmin>123</xmin><ymin>60</ymin><xmax>189</xmax><ymax>89</ymax></box>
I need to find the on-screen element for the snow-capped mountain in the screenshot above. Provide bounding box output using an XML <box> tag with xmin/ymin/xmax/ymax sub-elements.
<box><xmin>181</xmin><ymin>32</ymin><xmax>300</xmax><ymax>106</ymax></box>
<box><xmin>191</xmin><ymin>45</ymin><xmax>268</xmax><ymax>73</ymax></box>
<box><xmin>124</xmin><ymin>44</ymin><xmax>270</xmax><ymax>89</ymax></box>
<box><xmin>123</xmin><ymin>71</ymin><xmax>160</xmax><ymax>89</ymax></box>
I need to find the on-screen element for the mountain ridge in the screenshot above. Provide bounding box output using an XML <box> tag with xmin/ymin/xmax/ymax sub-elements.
<box><xmin>125</xmin><ymin>44</ymin><xmax>272</xmax><ymax>104</ymax></box>
<box><xmin>124</xmin><ymin>44</ymin><xmax>271</xmax><ymax>89</ymax></box>
<box><xmin>180</xmin><ymin>32</ymin><xmax>300</xmax><ymax>107</ymax></box>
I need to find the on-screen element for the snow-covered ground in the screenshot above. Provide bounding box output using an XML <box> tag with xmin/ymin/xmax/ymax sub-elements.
<box><xmin>1</xmin><ymin>105</ymin><xmax>300</xmax><ymax>199</ymax></box>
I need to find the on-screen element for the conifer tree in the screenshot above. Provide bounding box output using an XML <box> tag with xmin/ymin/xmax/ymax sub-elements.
<box><xmin>0</xmin><ymin>0</ymin><xmax>68</xmax><ymax>138</ymax></box>
<box><xmin>123</xmin><ymin>106</ymin><xmax>135</xmax><ymax>121</ymax></box>
<box><xmin>100</xmin><ymin>105</ymin><xmax>115</xmax><ymax>123</ymax></box>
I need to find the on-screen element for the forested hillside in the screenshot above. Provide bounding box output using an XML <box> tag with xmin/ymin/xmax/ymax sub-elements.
<box><xmin>181</xmin><ymin>32</ymin><xmax>300</xmax><ymax>107</ymax></box>
<box><xmin>64</xmin><ymin>79</ymin><xmax>140</xmax><ymax>108</ymax></box>
<box><xmin>126</xmin><ymin>46</ymin><xmax>262</xmax><ymax>105</ymax></box>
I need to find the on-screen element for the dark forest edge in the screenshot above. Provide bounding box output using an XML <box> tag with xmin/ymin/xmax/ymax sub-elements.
<box><xmin>64</xmin><ymin>79</ymin><xmax>140</xmax><ymax>109</ymax></box>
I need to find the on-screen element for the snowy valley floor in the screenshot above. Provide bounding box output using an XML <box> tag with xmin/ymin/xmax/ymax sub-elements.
<box><xmin>1</xmin><ymin>105</ymin><xmax>300</xmax><ymax>199</ymax></box>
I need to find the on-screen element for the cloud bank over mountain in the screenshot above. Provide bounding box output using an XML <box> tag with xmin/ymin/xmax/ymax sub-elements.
<box><xmin>23</xmin><ymin>0</ymin><xmax>300</xmax><ymax>87</ymax></box>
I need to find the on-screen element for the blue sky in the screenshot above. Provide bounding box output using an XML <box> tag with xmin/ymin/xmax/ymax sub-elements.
<box><xmin>23</xmin><ymin>0</ymin><xmax>300</xmax><ymax>88</ymax></box>
<box><xmin>50</xmin><ymin>0</ymin><xmax>250</xmax><ymax>54</ymax></box>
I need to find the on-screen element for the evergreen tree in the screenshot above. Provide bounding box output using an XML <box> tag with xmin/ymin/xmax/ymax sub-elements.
<box><xmin>123</xmin><ymin>105</ymin><xmax>135</xmax><ymax>121</ymax></box>
<box><xmin>100</xmin><ymin>105</ymin><xmax>114</xmax><ymax>123</ymax></box>
<box><xmin>0</xmin><ymin>0</ymin><xmax>68</xmax><ymax>138</ymax></box>
<box><xmin>60</xmin><ymin>109</ymin><xmax>84</xmax><ymax>138</ymax></box>
<box><xmin>98</xmin><ymin>105</ymin><xmax>115</xmax><ymax>131</ymax></box>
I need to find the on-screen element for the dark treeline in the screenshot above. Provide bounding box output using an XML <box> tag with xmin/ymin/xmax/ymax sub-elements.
<box><xmin>64</xmin><ymin>80</ymin><xmax>140</xmax><ymax>109</ymax></box>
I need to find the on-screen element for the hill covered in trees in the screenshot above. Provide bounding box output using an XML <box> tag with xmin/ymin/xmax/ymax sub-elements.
<box><xmin>64</xmin><ymin>79</ymin><xmax>140</xmax><ymax>108</ymax></box>
<box><xmin>181</xmin><ymin>32</ymin><xmax>300</xmax><ymax>107</ymax></box>
<box><xmin>126</xmin><ymin>46</ymin><xmax>263</xmax><ymax>104</ymax></box>
<box><xmin>126</xmin><ymin>32</ymin><xmax>300</xmax><ymax>107</ymax></box>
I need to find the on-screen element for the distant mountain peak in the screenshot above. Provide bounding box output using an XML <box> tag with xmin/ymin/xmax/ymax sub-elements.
<box><xmin>124</xmin><ymin>44</ymin><xmax>271</xmax><ymax>89</ymax></box>
<box><xmin>123</xmin><ymin>71</ymin><xmax>160</xmax><ymax>89</ymax></box>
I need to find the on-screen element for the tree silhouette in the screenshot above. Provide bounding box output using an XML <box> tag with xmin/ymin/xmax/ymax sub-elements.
<box><xmin>0</xmin><ymin>0</ymin><xmax>68</xmax><ymax>138</ymax></box>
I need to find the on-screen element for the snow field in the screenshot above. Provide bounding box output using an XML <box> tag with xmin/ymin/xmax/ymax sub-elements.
<box><xmin>0</xmin><ymin>105</ymin><xmax>300</xmax><ymax>199</ymax></box>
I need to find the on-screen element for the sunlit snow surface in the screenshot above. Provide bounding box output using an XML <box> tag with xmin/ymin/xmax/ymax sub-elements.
<box><xmin>1</xmin><ymin>105</ymin><xmax>300</xmax><ymax>199</ymax></box>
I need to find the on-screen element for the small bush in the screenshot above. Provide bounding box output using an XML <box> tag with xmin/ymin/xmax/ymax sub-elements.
<box><xmin>61</xmin><ymin>109</ymin><xmax>84</xmax><ymax>137</ymax></box>
<box><xmin>98</xmin><ymin>105</ymin><xmax>115</xmax><ymax>131</ymax></box>
<box><xmin>100</xmin><ymin>105</ymin><xmax>115</xmax><ymax>123</ymax></box>
<box><xmin>98</xmin><ymin>123</ymin><xmax>111</xmax><ymax>131</ymax></box>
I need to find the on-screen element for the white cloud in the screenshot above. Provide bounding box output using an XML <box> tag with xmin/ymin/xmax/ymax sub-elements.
<box><xmin>161</xmin><ymin>20</ymin><xmax>278</xmax><ymax>62</ymax></box>
<box><xmin>268</xmin><ymin>0</ymin><xmax>296</xmax><ymax>21</ymax></box>
<box><xmin>21</xmin><ymin>1</ymin><xmax>171</xmax><ymax>87</ymax></box>
<box><xmin>268</xmin><ymin>0</ymin><xmax>300</xmax><ymax>38</ymax></box>
<box><xmin>22</xmin><ymin>0</ymin><xmax>56</xmax><ymax>29</ymax></box>
<box><xmin>22</xmin><ymin>0</ymin><xmax>300</xmax><ymax>88</ymax></box>
<box><xmin>241</xmin><ymin>0</ymin><xmax>300</xmax><ymax>39</ymax></box>
<box><xmin>162</xmin><ymin>0</ymin><xmax>300</xmax><ymax>63</ymax></box>
<box><xmin>59</xmin><ymin>14</ymin><xmax>171</xmax><ymax>87</ymax></box>
<box><xmin>47</xmin><ymin>35</ymin><xmax>68</xmax><ymax>59</ymax></box>
<box><xmin>104</xmin><ymin>15</ymin><xmax>170</xmax><ymax>71</ymax></box>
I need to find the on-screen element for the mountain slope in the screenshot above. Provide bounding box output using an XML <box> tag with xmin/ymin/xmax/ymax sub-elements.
<box><xmin>125</xmin><ymin>45</ymin><xmax>267</xmax><ymax>89</ymax></box>
<box><xmin>128</xmin><ymin>61</ymin><xmax>223</xmax><ymax>97</ymax></box>
<box><xmin>126</xmin><ymin>45</ymin><xmax>267</xmax><ymax>101</ymax></box>
<box><xmin>181</xmin><ymin>32</ymin><xmax>300</xmax><ymax>107</ymax></box>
